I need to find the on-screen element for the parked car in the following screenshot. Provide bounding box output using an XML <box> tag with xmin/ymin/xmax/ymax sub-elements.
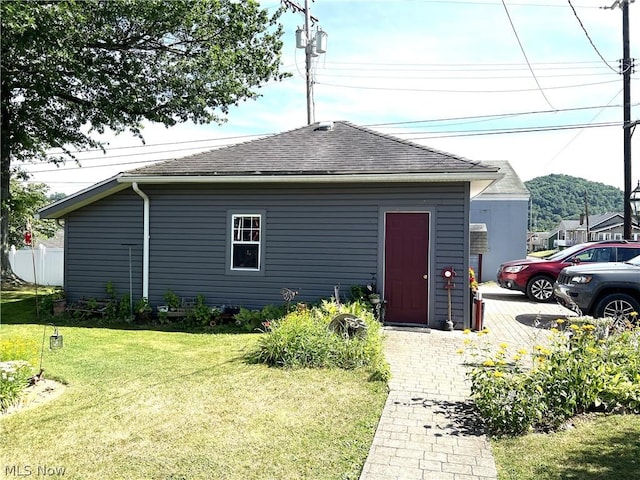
<box><xmin>554</xmin><ymin>255</ymin><xmax>640</xmax><ymax>323</ymax></box>
<box><xmin>497</xmin><ymin>241</ymin><xmax>640</xmax><ymax>302</ymax></box>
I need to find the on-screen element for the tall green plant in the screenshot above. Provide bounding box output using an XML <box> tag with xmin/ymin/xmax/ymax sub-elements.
<box><xmin>464</xmin><ymin>320</ymin><xmax>640</xmax><ymax>436</ymax></box>
<box><xmin>251</xmin><ymin>300</ymin><xmax>390</xmax><ymax>382</ymax></box>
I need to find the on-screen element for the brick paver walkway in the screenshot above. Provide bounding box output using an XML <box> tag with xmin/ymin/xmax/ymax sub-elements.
<box><xmin>359</xmin><ymin>285</ymin><xmax>574</xmax><ymax>480</ymax></box>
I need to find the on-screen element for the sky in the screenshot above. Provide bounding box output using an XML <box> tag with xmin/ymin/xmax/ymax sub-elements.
<box><xmin>21</xmin><ymin>0</ymin><xmax>640</xmax><ymax>196</ymax></box>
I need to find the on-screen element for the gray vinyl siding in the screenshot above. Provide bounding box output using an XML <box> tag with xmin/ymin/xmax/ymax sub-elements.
<box><xmin>64</xmin><ymin>190</ymin><xmax>143</xmax><ymax>302</ymax></box>
<box><xmin>470</xmin><ymin>198</ymin><xmax>529</xmax><ymax>282</ymax></box>
<box><xmin>63</xmin><ymin>182</ymin><xmax>470</xmax><ymax>327</ymax></box>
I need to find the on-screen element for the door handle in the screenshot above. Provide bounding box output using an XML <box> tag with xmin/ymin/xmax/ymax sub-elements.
<box><xmin>423</xmin><ymin>274</ymin><xmax>428</xmax><ymax>280</ymax></box>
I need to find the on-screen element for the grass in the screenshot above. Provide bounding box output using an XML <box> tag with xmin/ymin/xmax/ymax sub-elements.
<box><xmin>492</xmin><ymin>414</ymin><xmax>640</xmax><ymax>480</ymax></box>
<box><xmin>1</xmin><ymin>297</ymin><xmax>388</xmax><ymax>479</ymax></box>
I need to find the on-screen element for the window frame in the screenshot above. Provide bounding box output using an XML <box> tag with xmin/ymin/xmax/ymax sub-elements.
<box><xmin>227</xmin><ymin>211</ymin><xmax>266</xmax><ymax>274</ymax></box>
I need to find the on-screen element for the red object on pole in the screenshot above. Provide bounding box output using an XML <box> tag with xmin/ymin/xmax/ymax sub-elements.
<box><xmin>24</xmin><ymin>231</ymin><xmax>32</xmax><ymax>246</ymax></box>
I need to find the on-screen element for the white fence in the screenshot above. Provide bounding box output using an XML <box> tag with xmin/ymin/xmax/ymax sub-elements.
<box><xmin>9</xmin><ymin>246</ymin><xmax>64</xmax><ymax>286</ymax></box>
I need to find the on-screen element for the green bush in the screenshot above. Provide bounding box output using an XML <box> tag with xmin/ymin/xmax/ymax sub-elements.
<box><xmin>464</xmin><ymin>319</ymin><xmax>640</xmax><ymax>436</ymax></box>
<box><xmin>250</xmin><ymin>300</ymin><xmax>390</xmax><ymax>382</ymax></box>
<box><xmin>0</xmin><ymin>360</ymin><xmax>34</xmax><ymax>412</ymax></box>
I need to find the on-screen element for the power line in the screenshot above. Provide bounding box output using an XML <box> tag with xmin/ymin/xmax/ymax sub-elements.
<box><xmin>41</xmin><ymin>132</ymin><xmax>269</xmax><ymax>157</ymax></box>
<box><xmin>365</xmin><ymin>102</ymin><xmax>636</xmax><ymax>127</ymax></box>
<box><xmin>398</xmin><ymin>121</ymin><xmax>621</xmax><ymax>140</ymax></box>
<box><xmin>315</xmin><ymin>71</ymin><xmax>616</xmax><ymax>81</ymax></box>
<box><xmin>316</xmin><ymin>79</ymin><xmax>621</xmax><ymax>93</ymax></box>
<box><xmin>24</xmin><ymin>120</ymin><xmax>626</xmax><ymax>176</ymax></box>
<box><xmin>543</xmin><ymin>88</ymin><xmax>624</xmax><ymax>168</ymax></box>
<box><xmin>16</xmin><ymin>102</ymin><xmax>637</xmax><ymax>170</ymax></box>
<box><xmin>501</xmin><ymin>0</ymin><xmax>555</xmax><ymax>109</ymax></box>
<box><xmin>567</xmin><ymin>0</ymin><xmax>621</xmax><ymax>73</ymax></box>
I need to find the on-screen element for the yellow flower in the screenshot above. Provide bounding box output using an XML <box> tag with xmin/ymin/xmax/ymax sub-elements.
<box><xmin>463</xmin><ymin>329</ymin><xmax>471</xmax><ymax>335</ymax></box>
<box><xmin>482</xmin><ymin>359</ymin><xmax>495</xmax><ymax>367</ymax></box>
<box><xmin>463</xmin><ymin>339</ymin><xmax>473</xmax><ymax>345</ymax></box>
<box><xmin>569</xmin><ymin>324</ymin><xmax>580</xmax><ymax>331</ymax></box>
<box><xmin>582</xmin><ymin>324</ymin><xmax>596</xmax><ymax>331</ymax></box>
<box><xmin>499</xmin><ymin>342</ymin><xmax>508</xmax><ymax>349</ymax></box>
<box><xmin>631</xmin><ymin>312</ymin><xmax>638</xmax><ymax>317</ymax></box>
<box><xmin>513</xmin><ymin>355</ymin><xmax>522</xmax><ymax>362</ymax></box>
<box><xmin>493</xmin><ymin>371</ymin><xmax>504</xmax><ymax>378</ymax></box>
<box><xmin>534</xmin><ymin>345</ymin><xmax>543</xmax><ymax>351</ymax></box>
<box><xmin>556</xmin><ymin>319</ymin><xmax>565</xmax><ymax>324</ymax></box>
<box><xmin>517</xmin><ymin>348</ymin><xmax>528</xmax><ymax>355</ymax></box>
<box><xmin>550</xmin><ymin>327</ymin><xmax>559</xmax><ymax>334</ymax></box>
<box><xmin>456</xmin><ymin>349</ymin><xmax>464</xmax><ymax>355</ymax></box>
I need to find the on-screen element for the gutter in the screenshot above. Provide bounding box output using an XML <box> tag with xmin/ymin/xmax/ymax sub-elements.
<box><xmin>119</xmin><ymin>171</ymin><xmax>502</xmax><ymax>185</ymax></box>
<box><xmin>132</xmin><ymin>182</ymin><xmax>150</xmax><ymax>300</ymax></box>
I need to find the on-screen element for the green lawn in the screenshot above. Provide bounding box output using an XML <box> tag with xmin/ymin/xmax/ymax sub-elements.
<box><xmin>493</xmin><ymin>414</ymin><xmax>640</xmax><ymax>480</ymax></box>
<box><xmin>1</xmin><ymin>318</ymin><xmax>387</xmax><ymax>479</ymax></box>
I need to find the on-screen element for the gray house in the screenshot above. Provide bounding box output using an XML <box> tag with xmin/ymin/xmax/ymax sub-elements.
<box><xmin>39</xmin><ymin>121</ymin><xmax>501</xmax><ymax>329</ymax></box>
<box><xmin>470</xmin><ymin>160</ymin><xmax>530</xmax><ymax>282</ymax></box>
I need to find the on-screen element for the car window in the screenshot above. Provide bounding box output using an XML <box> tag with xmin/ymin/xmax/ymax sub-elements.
<box><xmin>572</xmin><ymin>247</ymin><xmax>614</xmax><ymax>263</ymax></box>
<box><xmin>617</xmin><ymin>247</ymin><xmax>640</xmax><ymax>262</ymax></box>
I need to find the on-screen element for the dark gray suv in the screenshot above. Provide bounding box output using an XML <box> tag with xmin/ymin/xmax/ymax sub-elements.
<box><xmin>554</xmin><ymin>255</ymin><xmax>640</xmax><ymax>322</ymax></box>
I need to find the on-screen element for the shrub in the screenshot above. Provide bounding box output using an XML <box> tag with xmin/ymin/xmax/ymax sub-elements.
<box><xmin>185</xmin><ymin>294</ymin><xmax>213</xmax><ymax>327</ymax></box>
<box><xmin>463</xmin><ymin>319</ymin><xmax>640</xmax><ymax>436</ymax></box>
<box><xmin>250</xmin><ymin>300</ymin><xmax>390</xmax><ymax>382</ymax></box>
<box><xmin>0</xmin><ymin>360</ymin><xmax>34</xmax><ymax>412</ymax></box>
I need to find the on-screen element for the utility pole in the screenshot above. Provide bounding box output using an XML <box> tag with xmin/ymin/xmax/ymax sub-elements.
<box><xmin>304</xmin><ymin>0</ymin><xmax>313</xmax><ymax>125</ymax></box>
<box><xmin>622</xmin><ymin>0</ymin><xmax>633</xmax><ymax>239</ymax></box>
<box><xmin>283</xmin><ymin>0</ymin><xmax>327</xmax><ymax>125</ymax></box>
<box><xmin>608</xmin><ymin>0</ymin><xmax>637</xmax><ymax>239</ymax></box>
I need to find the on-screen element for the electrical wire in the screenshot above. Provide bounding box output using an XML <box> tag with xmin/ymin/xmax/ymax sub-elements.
<box><xmin>399</xmin><ymin>121</ymin><xmax>621</xmax><ymax>140</ymax></box>
<box><xmin>500</xmin><ymin>0</ymin><xmax>555</xmax><ymax>109</ymax></box>
<box><xmin>567</xmin><ymin>0</ymin><xmax>621</xmax><ymax>74</ymax></box>
<box><xmin>543</xmin><ymin>88</ymin><xmax>624</xmax><ymax>167</ymax></box>
<box><xmin>365</xmin><ymin>103</ymin><xmax>634</xmax><ymax>127</ymax></box>
<box><xmin>316</xmin><ymin>79</ymin><xmax>620</xmax><ymax>93</ymax></box>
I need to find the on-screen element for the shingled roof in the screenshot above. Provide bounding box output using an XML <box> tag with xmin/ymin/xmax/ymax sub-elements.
<box><xmin>123</xmin><ymin>121</ymin><xmax>494</xmax><ymax>177</ymax></box>
<box><xmin>39</xmin><ymin>121</ymin><xmax>503</xmax><ymax>219</ymax></box>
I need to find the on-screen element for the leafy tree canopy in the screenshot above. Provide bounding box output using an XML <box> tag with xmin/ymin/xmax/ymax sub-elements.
<box><xmin>0</xmin><ymin>0</ymin><xmax>288</xmax><ymax>279</ymax></box>
<box><xmin>526</xmin><ymin>174</ymin><xmax>624</xmax><ymax>232</ymax></box>
<box><xmin>8</xmin><ymin>180</ymin><xmax>60</xmax><ymax>248</ymax></box>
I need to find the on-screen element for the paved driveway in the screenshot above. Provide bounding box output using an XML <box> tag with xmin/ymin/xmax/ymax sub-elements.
<box><xmin>359</xmin><ymin>284</ymin><xmax>574</xmax><ymax>480</ymax></box>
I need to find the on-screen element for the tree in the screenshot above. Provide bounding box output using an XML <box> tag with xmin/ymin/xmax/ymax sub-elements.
<box><xmin>0</xmin><ymin>0</ymin><xmax>288</xmax><ymax>281</ymax></box>
<box><xmin>8</xmin><ymin>180</ymin><xmax>59</xmax><ymax>248</ymax></box>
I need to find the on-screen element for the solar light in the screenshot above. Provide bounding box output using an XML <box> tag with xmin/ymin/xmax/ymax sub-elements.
<box><xmin>50</xmin><ymin>325</ymin><xmax>63</xmax><ymax>350</ymax></box>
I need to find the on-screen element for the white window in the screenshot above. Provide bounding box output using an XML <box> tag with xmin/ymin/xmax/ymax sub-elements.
<box><xmin>614</xmin><ymin>233</ymin><xmax>623</xmax><ymax>240</ymax></box>
<box><xmin>231</xmin><ymin>214</ymin><xmax>261</xmax><ymax>271</ymax></box>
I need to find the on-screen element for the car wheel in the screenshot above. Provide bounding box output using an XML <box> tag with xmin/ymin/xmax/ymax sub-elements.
<box><xmin>595</xmin><ymin>293</ymin><xmax>640</xmax><ymax>325</ymax></box>
<box><xmin>526</xmin><ymin>275</ymin><xmax>554</xmax><ymax>302</ymax></box>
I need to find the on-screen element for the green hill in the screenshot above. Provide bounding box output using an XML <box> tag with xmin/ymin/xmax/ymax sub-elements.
<box><xmin>525</xmin><ymin>174</ymin><xmax>624</xmax><ymax>232</ymax></box>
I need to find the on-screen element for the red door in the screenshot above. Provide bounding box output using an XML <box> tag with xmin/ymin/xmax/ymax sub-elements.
<box><xmin>384</xmin><ymin>212</ymin><xmax>429</xmax><ymax>324</ymax></box>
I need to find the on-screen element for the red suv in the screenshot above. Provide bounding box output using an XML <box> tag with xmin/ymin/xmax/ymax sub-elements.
<box><xmin>497</xmin><ymin>241</ymin><xmax>640</xmax><ymax>302</ymax></box>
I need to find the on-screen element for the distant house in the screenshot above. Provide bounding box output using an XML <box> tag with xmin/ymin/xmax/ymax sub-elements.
<box><xmin>470</xmin><ymin>160</ymin><xmax>529</xmax><ymax>282</ymax></box>
<box><xmin>549</xmin><ymin>213</ymin><xmax>640</xmax><ymax>248</ymax></box>
<box><xmin>39</xmin><ymin>121</ymin><xmax>501</xmax><ymax>329</ymax></box>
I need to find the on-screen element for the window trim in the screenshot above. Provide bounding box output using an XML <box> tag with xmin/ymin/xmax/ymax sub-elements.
<box><xmin>226</xmin><ymin>211</ymin><xmax>266</xmax><ymax>275</ymax></box>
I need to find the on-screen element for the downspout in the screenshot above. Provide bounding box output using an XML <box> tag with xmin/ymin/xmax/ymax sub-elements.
<box><xmin>132</xmin><ymin>183</ymin><xmax>149</xmax><ymax>299</ymax></box>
